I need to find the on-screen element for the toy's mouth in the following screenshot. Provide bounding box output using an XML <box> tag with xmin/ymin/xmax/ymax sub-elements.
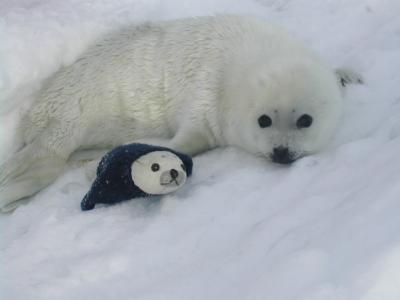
<box><xmin>160</xmin><ymin>170</ymin><xmax>186</xmax><ymax>187</ymax></box>
<box><xmin>160</xmin><ymin>179</ymin><xmax>179</xmax><ymax>186</ymax></box>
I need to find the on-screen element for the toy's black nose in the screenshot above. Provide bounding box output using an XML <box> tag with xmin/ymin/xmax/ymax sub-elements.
<box><xmin>271</xmin><ymin>147</ymin><xmax>294</xmax><ymax>164</ymax></box>
<box><xmin>170</xmin><ymin>169</ymin><xmax>179</xmax><ymax>179</ymax></box>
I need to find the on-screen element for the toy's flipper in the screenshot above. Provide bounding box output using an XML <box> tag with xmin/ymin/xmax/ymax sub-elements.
<box><xmin>81</xmin><ymin>194</ymin><xmax>95</xmax><ymax>211</ymax></box>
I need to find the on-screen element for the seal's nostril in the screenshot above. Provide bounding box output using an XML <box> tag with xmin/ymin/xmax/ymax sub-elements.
<box><xmin>272</xmin><ymin>147</ymin><xmax>293</xmax><ymax>164</ymax></box>
<box><xmin>273</xmin><ymin>147</ymin><xmax>289</xmax><ymax>158</ymax></box>
<box><xmin>170</xmin><ymin>169</ymin><xmax>178</xmax><ymax>179</ymax></box>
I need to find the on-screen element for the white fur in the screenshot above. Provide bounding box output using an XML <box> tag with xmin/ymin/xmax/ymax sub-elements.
<box><xmin>0</xmin><ymin>15</ymin><xmax>359</xmax><ymax>211</ymax></box>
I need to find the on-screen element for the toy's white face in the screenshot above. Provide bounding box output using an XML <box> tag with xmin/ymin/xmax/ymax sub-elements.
<box><xmin>131</xmin><ymin>151</ymin><xmax>188</xmax><ymax>195</ymax></box>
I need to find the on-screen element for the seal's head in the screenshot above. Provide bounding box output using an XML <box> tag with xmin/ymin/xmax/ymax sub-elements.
<box><xmin>131</xmin><ymin>151</ymin><xmax>188</xmax><ymax>194</ymax></box>
<box><xmin>222</xmin><ymin>58</ymin><xmax>343</xmax><ymax>164</ymax></box>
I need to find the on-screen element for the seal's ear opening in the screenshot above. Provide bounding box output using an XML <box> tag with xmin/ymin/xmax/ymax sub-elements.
<box><xmin>175</xmin><ymin>152</ymin><xmax>193</xmax><ymax>177</ymax></box>
<box><xmin>334</xmin><ymin>67</ymin><xmax>364</xmax><ymax>91</ymax></box>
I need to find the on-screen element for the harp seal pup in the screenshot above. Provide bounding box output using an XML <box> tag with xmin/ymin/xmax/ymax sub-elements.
<box><xmin>0</xmin><ymin>15</ymin><xmax>362</xmax><ymax>211</ymax></box>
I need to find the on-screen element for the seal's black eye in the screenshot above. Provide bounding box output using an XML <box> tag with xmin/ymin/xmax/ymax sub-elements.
<box><xmin>258</xmin><ymin>114</ymin><xmax>272</xmax><ymax>128</ymax></box>
<box><xmin>297</xmin><ymin>114</ymin><xmax>313</xmax><ymax>129</ymax></box>
<box><xmin>151</xmin><ymin>163</ymin><xmax>160</xmax><ymax>172</ymax></box>
<box><xmin>181</xmin><ymin>163</ymin><xmax>186</xmax><ymax>172</ymax></box>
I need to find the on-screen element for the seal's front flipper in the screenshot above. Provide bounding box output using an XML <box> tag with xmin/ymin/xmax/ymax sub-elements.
<box><xmin>170</xmin><ymin>129</ymin><xmax>212</xmax><ymax>156</ymax></box>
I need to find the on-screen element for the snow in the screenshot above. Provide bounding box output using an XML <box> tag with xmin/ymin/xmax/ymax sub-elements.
<box><xmin>1</xmin><ymin>0</ymin><xmax>400</xmax><ymax>299</ymax></box>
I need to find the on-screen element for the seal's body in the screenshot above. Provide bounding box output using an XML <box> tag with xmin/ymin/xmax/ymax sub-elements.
<box><xmin>0</xmin><ymin>15</ymin><xmax>362</xmax><ymax>211</ymax></box>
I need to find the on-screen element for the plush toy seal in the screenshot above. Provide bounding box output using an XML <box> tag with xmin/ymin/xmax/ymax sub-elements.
<box><xmin>80</xmin><ymin>143</ymin><xmax>193</xmax><ymax>211</ymax></box>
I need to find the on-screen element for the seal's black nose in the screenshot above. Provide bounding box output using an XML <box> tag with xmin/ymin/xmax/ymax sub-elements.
<box><xmin>170</xmin><ymin>169</ymin><xmax>179</xmax><ymax>179</ymax></box>
<box><xmin>272</xmin><ymin>147</ymin><xmax>294</xmax><ymax>164</ymax></box>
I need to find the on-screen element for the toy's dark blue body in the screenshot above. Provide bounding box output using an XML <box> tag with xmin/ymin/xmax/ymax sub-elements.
<box><xmin>81</xmin><ymin>143</ymin><xmax>193</xmax><ymax>211</ymax></box>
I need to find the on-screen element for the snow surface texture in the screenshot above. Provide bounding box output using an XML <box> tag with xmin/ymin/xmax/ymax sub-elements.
<box><xmin>1</xmin><ymin>0</ymin><xmax>400</xmax><ymax>299</ymax></box>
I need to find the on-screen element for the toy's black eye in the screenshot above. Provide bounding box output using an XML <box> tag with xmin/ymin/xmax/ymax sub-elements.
<box><xmin>258</xmin><ymin>114</ymin><xmax>272</xmax><ymax>128</ymax></box>
<box><xmin>151</xmin><ymin>163</ymin><xmax>160</xmax><ymax>172</ymax></box>
<box><xmin>181</xmin><ymin>163</ymin><xmax>186</xmax><ymax>172</ymax></box>
<box><xmin>296</xmin><ymin>114</ymin><xmax>313</xmax><ymax>129</ymax></box>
